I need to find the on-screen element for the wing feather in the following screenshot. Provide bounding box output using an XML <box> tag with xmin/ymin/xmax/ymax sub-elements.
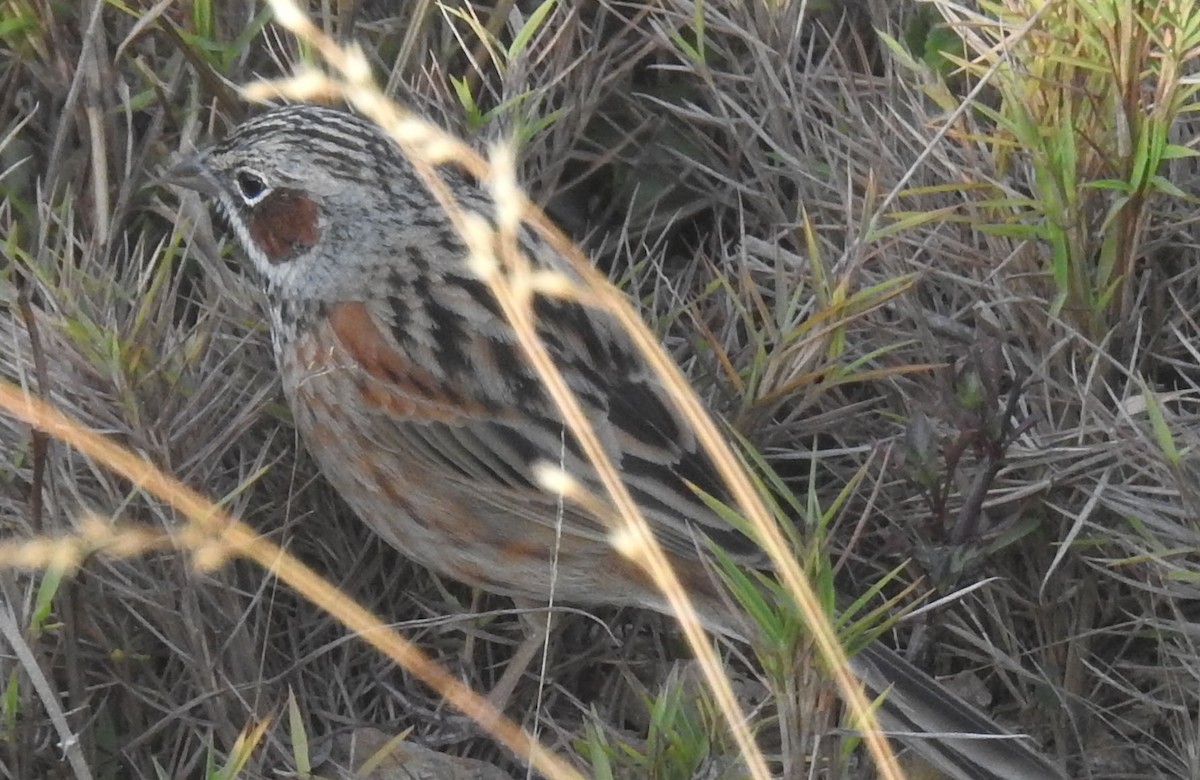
<box><xmin>318</xmin><ymin>190</ymin><xmax>764</xmax><ymax>564</ymax></box>
<box><xmin>345</xmin><ymin>282</ymin><xmax>765</xmax><ymax>564</ymax></box>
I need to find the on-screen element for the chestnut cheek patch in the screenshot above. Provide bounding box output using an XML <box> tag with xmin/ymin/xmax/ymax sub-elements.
<box><xmin>248</xmin><ymin>189</ymin><xmax>320</xmax><ymax>264</ymax></box>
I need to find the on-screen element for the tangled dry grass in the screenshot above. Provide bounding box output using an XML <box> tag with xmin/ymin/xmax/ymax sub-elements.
<box><xmin>3</xmin><ymin>1</ymin><xmax>1200</xmax><ymax>778</ymax></box>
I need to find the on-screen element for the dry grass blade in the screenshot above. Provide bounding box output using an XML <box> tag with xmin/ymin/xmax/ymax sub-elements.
<box><xmin>252</xmin><ymin>1</ymin><xmax>904</xmax><ymax>777</ymax></box>
<box><xmin>475</xmin><ymin>142</ymin><xmax>773</xmax><ymax>780</ymax></box>
<box><xmin>245</xmin><ymin>12</ymin><xmax>770</xmax><ymax>780</ymax></box>
<box><xmin>0</xmin><ymin>380</ymin><xmax>584</xmax><ymax>780</ymax></box>
<box><xmin>538</xmin><ymin>219</ymin><xmax>906</xmax><ymax>780</ymax></box>
<box><xmin>0</xmin><ymin>603</ymin><xmax>92</xmax><ymax>780</ymax></box>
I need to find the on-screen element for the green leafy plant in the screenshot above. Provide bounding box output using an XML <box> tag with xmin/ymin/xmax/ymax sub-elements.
<box><xmin>444</xmin><ymin>0</ymin><xmax>564</xmax><ymax>140</ymax></box>
<box><xmin>932</xmin><ymin>0</ymin><xmax>1200</xmax><ymax>339</ymax></box>
<box><xmin>577</xmin><ymin>665</ymin><xmax>720</xmax><ymax>780</ymax></box>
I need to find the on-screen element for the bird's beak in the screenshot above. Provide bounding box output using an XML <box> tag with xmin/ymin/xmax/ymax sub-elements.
<box><xmin>162</xmin><ymin>153</ymin><xmax>220</xmax><ymax>197</ymax></box>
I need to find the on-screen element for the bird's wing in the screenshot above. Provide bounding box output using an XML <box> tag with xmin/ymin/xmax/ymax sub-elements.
<box><xmin>321</xmin><ymin>278</ymin><xmax>762</xmax><ymax>565</ymax></box>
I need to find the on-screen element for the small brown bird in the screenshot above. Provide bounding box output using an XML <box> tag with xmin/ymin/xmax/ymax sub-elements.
<box><xmin>171</xmin><ymin>104</ymin><xmax>1064</xmax><ymax>780</ymax></box>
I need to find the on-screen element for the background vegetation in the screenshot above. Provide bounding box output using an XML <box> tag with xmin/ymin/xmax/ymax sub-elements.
<box><xmin>2</xmin><ymin>0</ymin><xmax>1200</xmax><ymax>777</ymax></box>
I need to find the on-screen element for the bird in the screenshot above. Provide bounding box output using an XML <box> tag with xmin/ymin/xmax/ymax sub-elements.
<box><xmin>168</xmin><ymin>103</ymin><xmax>1065</xmax><ymax>780</ymax></box>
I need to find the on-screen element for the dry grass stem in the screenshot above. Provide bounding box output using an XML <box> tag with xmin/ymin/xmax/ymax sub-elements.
<box><xmin>255</xmin><ymin>0</ymin><xmax>901</xmax><ymax>776</ymax></box>
<box><xmin>0</xmin><ymin>380</ymin><xmax>584</xmax><ymax>780</ymax></box>
<box><xmin>0</xmin><ymin>604</ymin><xmax>93</xmax><ymax>780</ymax></box>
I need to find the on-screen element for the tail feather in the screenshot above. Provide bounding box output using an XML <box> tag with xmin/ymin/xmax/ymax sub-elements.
<box><xmin>850</xmin><ymin>642</ymin><xmax>1065</xmax><ymax>780</ymax></box>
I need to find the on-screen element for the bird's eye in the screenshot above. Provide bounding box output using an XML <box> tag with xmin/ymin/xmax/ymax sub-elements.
<box><xmin>234</xmin><ymin>169</ymin><xmax>270</xmax><ymax>205</ymax></box>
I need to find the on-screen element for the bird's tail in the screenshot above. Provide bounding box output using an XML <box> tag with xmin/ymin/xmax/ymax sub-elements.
<box><xmin>849</xmin><ymin>641</ymin><xmax>1065</xmax><ymax>780</ymax></box>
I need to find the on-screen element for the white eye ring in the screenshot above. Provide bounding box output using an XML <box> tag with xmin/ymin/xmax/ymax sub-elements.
<box><xmin>234</xmin><ymin>167</ymin><xmax>271</xmax><ymax>206</ymax></box>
